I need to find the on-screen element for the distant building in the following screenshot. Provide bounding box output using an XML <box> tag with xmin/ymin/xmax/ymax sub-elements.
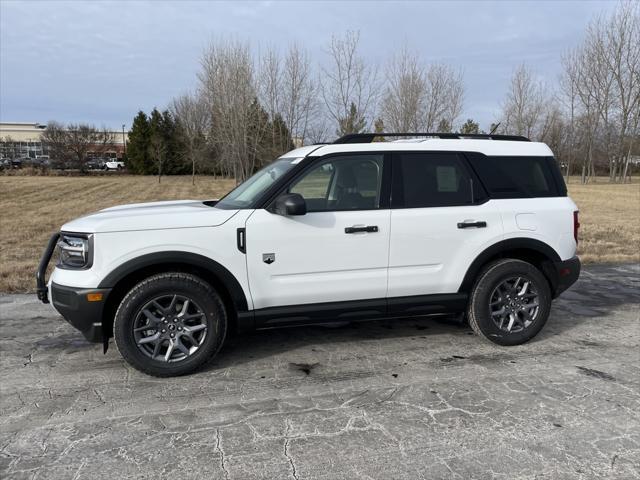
<box><xmin>0</xmin><ymin>122</ymin><xmax>128</xmax><ymax>160</ymax></box>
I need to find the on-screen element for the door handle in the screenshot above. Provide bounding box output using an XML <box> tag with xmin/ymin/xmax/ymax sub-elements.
<box><xmin>457</xmin><ymin>221</ymin><xmax>487</xmax><ymax>229</ymax></box>
<box><xmin>345</xmin><ymin>225</ymin><xmax>379</xmax><ymax>234</ymax></box>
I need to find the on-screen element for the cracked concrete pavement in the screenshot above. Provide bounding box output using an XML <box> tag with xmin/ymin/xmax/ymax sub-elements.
<box><xmin>0</xmin><ymin>263</ymin><xmax>639</xmax><ymax>479</ymax></box>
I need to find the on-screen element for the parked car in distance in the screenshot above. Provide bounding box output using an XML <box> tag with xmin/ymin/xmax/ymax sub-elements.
<box><xmin>10</xmin><ymin>157</ymin><xmax>28</xmax><ymax>168</ymax></box>
<box><xmin>23</xmin><ymin>156</ymin><xmax>50</xmax><ymax>169</ymax></box>
<box><xmin>37</xmin><ymin>132</ymin><xmax>581</xmax><ymax>377</ymax></box>
<box><xmin>104</xmin><ymin>160</ymin><xmax>125</xmax><ymax>171</ymax></box>
<box><xmin>86</xmin><ymin>158</ymin><xmax>107</xmax><ymax>170</ymax></box>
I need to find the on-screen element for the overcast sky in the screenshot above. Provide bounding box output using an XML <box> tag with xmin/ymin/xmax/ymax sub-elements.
<box><xmin>0</xmin><ymin>0</ymin><xmax>617</xmax><ymax>132</ymax></box>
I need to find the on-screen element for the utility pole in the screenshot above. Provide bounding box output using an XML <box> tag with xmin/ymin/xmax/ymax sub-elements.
<box><xmin>122</xmin><ymin>124</ymin><xmax>127</xmax><ymax>157</ymax></box>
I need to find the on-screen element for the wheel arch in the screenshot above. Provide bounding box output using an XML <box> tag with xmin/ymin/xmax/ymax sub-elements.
<box><xmin>458</xmin><ymin>238</ymin><xmax>561</xmax><ymax>296</ymax></box>
<box><xmin>99</xmin><ymin>252</ymin><xmax>252</xmax><ymax>343</ymax></box>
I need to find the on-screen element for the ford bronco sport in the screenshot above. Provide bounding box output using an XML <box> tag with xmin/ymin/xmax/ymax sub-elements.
<box><xmin>37</xmin><ymin>132</ymin><xmax>581</xmax><ymax>377</ymax></box>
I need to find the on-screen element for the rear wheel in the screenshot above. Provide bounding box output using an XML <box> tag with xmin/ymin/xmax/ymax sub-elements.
<box><xmin>114</xmin><ymin>272</ymin><xmax>227</xmax><ymax>377</ymax></box>
<box><xmin>467</xmin><ymin>259</ymin><xmax>551</xmax><ymax>346</ymax></box>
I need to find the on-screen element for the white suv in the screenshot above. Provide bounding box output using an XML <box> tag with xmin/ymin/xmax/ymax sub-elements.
<box><xmin>37</xmin><ymin>133</ymin><xmax>581</xmax><ymax>377</ymax></box>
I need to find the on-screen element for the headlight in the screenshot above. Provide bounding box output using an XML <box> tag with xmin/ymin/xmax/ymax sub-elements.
<box><xmin>57</xmin><ymin>234</ymin><xmax>93</xmax><ymax>269</ymax></box>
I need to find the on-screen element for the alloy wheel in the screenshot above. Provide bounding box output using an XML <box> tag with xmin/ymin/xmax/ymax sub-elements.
<box><xmin>489</xmin><ymin>276</ymin><xmax>540</xmax><ymax>333</ymax></box>
<box><xmin>133</xmin><ymin>294</ymin><xmax>208</xmax><ymax>362</ymax></box>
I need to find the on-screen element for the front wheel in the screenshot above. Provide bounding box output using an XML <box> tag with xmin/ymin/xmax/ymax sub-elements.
<box><xmin>114</xmin><ymin>272</ymin><xmax>227</xmax><ymax>377</ymax></box>
<box><xmin>467</xmin><ymin>259</ymin><xmax>551</xmax><ymax>346</ymax></box>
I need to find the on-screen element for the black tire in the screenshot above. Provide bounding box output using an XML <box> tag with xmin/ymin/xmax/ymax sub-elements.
<box><xmin>467</xmin><ymin>259</ymin><xmax>551</xmax><ymax>346</ymax></box>
<box><xmin>114</xmin><ymin>272</ymin><xmax>227</xmax><ymax>377</ymax></box>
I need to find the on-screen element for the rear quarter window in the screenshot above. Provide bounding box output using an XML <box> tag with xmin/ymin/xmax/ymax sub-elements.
<box><xmin>466</xmin><ymin>154</ymin><xmax>567</xmax><ymax>198</ymax></box>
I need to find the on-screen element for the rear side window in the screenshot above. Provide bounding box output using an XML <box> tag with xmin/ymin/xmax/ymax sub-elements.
<box><xmin>393</xmin><ymin>152</ymin><xmax>487</xmax><ymax>208</ymax></box>
<box><xmin>466</xmin><ymin>154</ymin><xmax>567</xmax><ymax>198</ymax></box>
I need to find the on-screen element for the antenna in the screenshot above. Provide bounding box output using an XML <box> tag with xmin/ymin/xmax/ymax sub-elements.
<box><xmin>489</xmin><ymin>123</ymin><xmax>501</xmax><ymax>135</ymax></box>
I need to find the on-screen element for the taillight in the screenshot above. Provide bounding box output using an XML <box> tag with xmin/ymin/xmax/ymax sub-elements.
<box><xmin>573</xmin><ymin>211</ymin><xmax>580</xmax><ymax>244</ymax></box>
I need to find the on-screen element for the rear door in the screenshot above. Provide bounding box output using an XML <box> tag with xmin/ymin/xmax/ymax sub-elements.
<box><xmin>388</xmin><ymin>151</ymin><xmax>504</xmax><ymax>302</ymax></box>
<box><xmin>245</xmin><ymin>153</ymin><xmax>391</xmax><ymax>312</ymax></box>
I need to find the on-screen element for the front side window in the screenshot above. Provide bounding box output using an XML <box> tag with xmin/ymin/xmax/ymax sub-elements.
<box><xmin>289</xmin><ymin>154</ymin><xmax>384</xmax><ymax>212</ymax></box>
<box><xmin>394</xmin><ymin>152</ymin><xmax>483</xmax><ymax>208</ymax></box>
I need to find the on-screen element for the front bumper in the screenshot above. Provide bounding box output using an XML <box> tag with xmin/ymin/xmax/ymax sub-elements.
<box><xmin>552</xmin><ymin>255</ymin><xmax>581</xmax><ymax>297</ymax></box>
<box><xmin>37</xmin><ymin>232</ymin><xmax>108</xmax><ymax>343</ymax></box>
<box><xmin>50</xmin><ymin>282</ymin><xmax>111</xmax><ymax>343</ymax></box>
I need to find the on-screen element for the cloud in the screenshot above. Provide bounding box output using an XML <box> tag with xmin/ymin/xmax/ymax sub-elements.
<box><xmin>0</xmin><ymin>0</ymin><xmax>616</xmax><ymax>129</ymax></box>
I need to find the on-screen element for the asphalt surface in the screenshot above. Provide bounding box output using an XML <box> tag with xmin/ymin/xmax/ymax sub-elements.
<box><xmin>1</xmin><ymin>263</ymin><xmax>639</xmax><ymax>479</ymax></box>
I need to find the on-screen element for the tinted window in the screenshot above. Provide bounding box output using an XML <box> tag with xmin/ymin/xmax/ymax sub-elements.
<box><xmin>290</xmin><ymin>154</ymin><xmax>384</xmax><ymax>212</ymax></box>
<box><xmin>467</xmin><ymin>155</ymin><xmax>565</xmax><ymax>198</ymax></box>
<box><xmin>394</xmin><ymin>152</ymin><xmax>482</xmax><ymax>208</ymax></box>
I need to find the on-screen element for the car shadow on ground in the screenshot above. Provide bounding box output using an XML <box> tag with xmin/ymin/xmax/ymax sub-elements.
<box><xmin>204</xmin><ymin>264</ymin><xmax>640</xmax><ymax>372</ymax></box>
<box><xmin>14</xmin><ymin>263</ymin><xmax>639</xmax><ymax>374</ymax></box>
<box><xmin>206</xmin><ymin>314</ymin><xmax>475</xmax><ymax>373</ymax></box>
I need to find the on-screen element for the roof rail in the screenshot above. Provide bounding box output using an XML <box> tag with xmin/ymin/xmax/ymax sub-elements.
<box><xmin>333</xmin><ymin>132</ymin><xmax>531</xmax><ymax>144</ymax></box>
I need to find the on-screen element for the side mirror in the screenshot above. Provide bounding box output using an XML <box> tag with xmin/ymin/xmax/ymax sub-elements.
<box><xmin>274</xmin><ymin>193</ymin><xmax>307</xmax><ymax>216</ymax></box>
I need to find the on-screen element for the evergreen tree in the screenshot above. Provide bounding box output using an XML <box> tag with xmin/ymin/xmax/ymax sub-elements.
<box><xmin>373</xmin><ymin>117</ymin><xmax>385</xmax><ymax>142</ymax></box>
<box><xmin>160</xmin><ymin>110</ymin><xmax>186</xmax><ymax>174</ymax></box>
<box><xmin>437</xmin><ymin>119</ymin><xmax>452</xmax><ymax>133</ymax></box>
<box><xmin>145</xmin><ymin>108</ymin><xmax>187</xmax><ymax>177</ymax></box>
<box><xmin>459</xmin><ymin>118</ymin><xmax>480</xmax><ymax>135</ymax></box>
<box><xmin>126</xmin><ymin>111</ymin><xmax>151</xmax><ymax>173</ymax></box>
<box><xmin>270</xmin><ymin>113</ymin><xmax>295</xmax><ymax>156</ymax></box>
<box><xmin>148</xmin><ymin>108</ymin><xmax>166</xmax><ymax>180</ymax></box>
<box><xmin>336</xmin><ymin>102</ymin><xmax>367</xmax><ymax>136</ymax></box>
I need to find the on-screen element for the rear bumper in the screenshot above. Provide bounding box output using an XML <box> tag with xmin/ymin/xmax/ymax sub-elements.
<box><xmin>552</xmin><ymin>256</ymin><xmax>581</xmax><ymax>297</ymax></box>
<box><xmin>50</xmin><ymin>282</ymin><xmax>111</xmax><ymax>343</ymax></box>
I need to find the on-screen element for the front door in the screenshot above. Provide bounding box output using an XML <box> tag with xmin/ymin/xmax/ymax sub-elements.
<box><xmin>245</xmin><ymin>153</ymin><xmax>390</xmax><ymax>313</ymax></box>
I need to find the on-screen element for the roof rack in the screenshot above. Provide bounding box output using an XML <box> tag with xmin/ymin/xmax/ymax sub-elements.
<box><xmin>333</xmin><ymin>132</ymin><xmax>531</xmax><ymax>144</ymax></box>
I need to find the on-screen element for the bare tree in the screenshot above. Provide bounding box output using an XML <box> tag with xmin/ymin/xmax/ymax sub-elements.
<box><xmin>41</xmin><ymin>122</ymin><xmax>114</xmax><ymax>171</ymax></box>
<box><xmin>149</xmin><ymin>131</ymin><xmax>166</xmax><ymax>183</ymax></box>
<box><xmin>281</xmin><ymin>43</ymin><xmax>317</xmax><ymax>145</ymax></box>
<box><xmin>321</xmin><ymin>31</ymin><xmax>379</xmax><ymax>136</ymax></box>
<box><xmin>558</xmin><ymin>1</ymin><xmax>640</xmax><ymax>183</ymax></box>
<box><xmin>563</xmin><ymin>47</ymin><xmax>602</xmax><ymax>183</ymax></box>
<box><xmin>259</xmin><ymin>46</ymin><xmax>281</xmax><ymax>123</ymax></box>
<box><xmin>501</xmin><ymin>64</ymin><xmax>547</xmax><ymax>139</ymax></box>
<box><xmin>559</xmin><ymin>50</ymin><xmax>581</xmax><ymax>179</ymax></box>
<box><xmin>171</xmin><ymin>92</ymin><xmax>211</xmax><ymax>184</ymax></box>
<box><xmin>381</xmin><ymin>48</ymin><xmax>465</xmax><ymax>133</ymax></box>
<box><xmin>381</xmin><ymin>47</ymin><xmax>427</xmax><ymax>132</ymax></box>
<box><xmin>199</xmin><ymin>39</ymin><xmax>268</xmax><ymax>181</ymax></box>
<box><xmin>443</xmin><ymin>68</ymin><xmax>465</xmax><ymax>131</ymax></box>
<box><xmin>258</xmin><ymin>44</ymin><xmax>316</xmax><ymax>148</ymax></box>
<box><xmin>600</xmin><ymin>1</ymin><xmax>640</xmax><ymax>181</ymax></box>
<box><xmin>423</xmin><ymin>64</ymin><xmax>464</xmax><ymax>131</ymax></box>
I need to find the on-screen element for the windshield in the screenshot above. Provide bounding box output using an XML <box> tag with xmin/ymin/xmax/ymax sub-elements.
<box><xmin>215</xmin><ymin>158</ymin><xmax>301</xmax><ymax>209</ymax></box>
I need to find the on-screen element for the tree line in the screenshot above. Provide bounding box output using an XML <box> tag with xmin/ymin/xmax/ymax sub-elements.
<box><xmin>500</xmin><ymin>1</ymin><xmax>639</xmax><ymax>183</ymax></box>
<box><xmin>25</xmin><ymin>1</ymin><xmax>638</xmax><ymax>183</ymax></box>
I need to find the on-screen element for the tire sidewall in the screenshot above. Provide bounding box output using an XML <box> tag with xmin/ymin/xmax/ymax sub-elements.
<box><xmin>470</xmin><ymin>260</ymin><xmax>551</xmax><ymax>346</ymax></box>
<box><xmin>114</xmin><ymin>274</ymin><xmax>226</xmax><ymax>376</ymax></box>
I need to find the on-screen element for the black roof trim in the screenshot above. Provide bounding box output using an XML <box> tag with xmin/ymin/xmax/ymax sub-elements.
<box><xmin>333</xmin><ymin>133</ymin><xmax>531</xmax><ymax>144</ymax></box>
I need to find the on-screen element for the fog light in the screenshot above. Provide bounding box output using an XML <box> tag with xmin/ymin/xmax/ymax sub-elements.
<box><xmin>86</xmin><ymin>292</ymin><xmax>104</xmax><ymax>302</ymax></box>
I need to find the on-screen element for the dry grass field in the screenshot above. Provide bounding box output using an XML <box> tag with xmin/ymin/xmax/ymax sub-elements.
<box><xmin>0</xmin><ymin>176</ymin><xmax>235</xmax><ymax>293</ymax></box>
<box><xmin>0</xmin><ymin>175</ymin><xmax>638</xmax><ymax>292</ymax></box>
<box><xmin>566</xmin><ymin>177</ymin><xmax>640</xmax><ymax>264</ymax></box>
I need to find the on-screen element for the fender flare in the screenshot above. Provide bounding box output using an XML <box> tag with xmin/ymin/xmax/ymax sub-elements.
<box><xmin>458</xmin><ymin>238</ymin><xmax>561</xmax><ymax>293</ymax></box>
<box><xmin>98</xmin><ymin>251</ymin><xmax>249</xmax><ymax>313</ymax></box>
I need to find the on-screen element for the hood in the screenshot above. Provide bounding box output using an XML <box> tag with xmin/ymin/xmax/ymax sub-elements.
<box><xmin>61</xmin><ymin>200</ymin><xmax>237</xmax><ymax>234</ymax></box>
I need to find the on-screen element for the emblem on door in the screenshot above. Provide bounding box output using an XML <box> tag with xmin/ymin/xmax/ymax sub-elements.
<box><xmin>263</xmin><ymin>253</ymin><xmax>275</xmax><ymax>264</ymax></box>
